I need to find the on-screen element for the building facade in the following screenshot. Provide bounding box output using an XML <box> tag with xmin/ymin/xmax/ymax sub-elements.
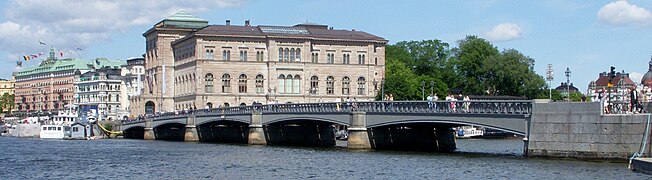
<box><xmin>74</xmin><ymin>66</ymin><xmax>124</xmax><ymax>121</ymax></box>
<box><xmin>13</xmin><ymin>48</ymin><xmax>124</xmax><ymax>115</ymax></box>
<box><xmin>121</xmin><ymin>57</ymin><xmax>145</xmax><ymax>118</ymax></box>
<box><xmin>0</xmin><ymin>77</ymin><xmax>15</xmax><ymax>96</ymax></box>
<box><xmin>131</xmin><ymin>11</ymin><xmax>387</xmax><ymax>115</ymax></box>
<box><xmin>587</xmin><ymin>71</ymin><xmax>636</xmax><ymax>102</ymax></box>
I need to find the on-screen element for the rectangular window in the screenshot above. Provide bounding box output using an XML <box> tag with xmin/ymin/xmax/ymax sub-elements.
<box><xmin>239</xmin><ymin>50</ymin><xmax>247</xmax><ymax>61</ymax></box>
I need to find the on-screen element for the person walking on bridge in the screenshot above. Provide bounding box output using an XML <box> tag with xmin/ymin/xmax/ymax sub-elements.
<box><xmin>427</xmin><ymin>93</ymin><xmax>433</xmax><ymax>111</ymax></box>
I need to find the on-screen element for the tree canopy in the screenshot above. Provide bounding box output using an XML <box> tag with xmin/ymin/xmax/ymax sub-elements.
<box><xmin>382</xmin><ymin>35</ymin><xmax>548</xmax><ymax>100</ymax></box>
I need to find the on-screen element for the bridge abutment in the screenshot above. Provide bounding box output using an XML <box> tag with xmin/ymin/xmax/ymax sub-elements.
<box><xmin>348</xmin><ymin>111</ymin><xmax>372</xmax><ymax>149</ymax></box>
<box><xmin>184</xmin><ymin>115</ymin><xmax>199</xmax><ymax>142</ymax></box>
<box><xmin>144</xmin><ymin>119</ymin><xmax>155</xmax><ymax>140</ymax></box>
<box><xmin>248</xmin><ymin>112</ymin><xmax>267</xmax><ymax>145</ymax></box>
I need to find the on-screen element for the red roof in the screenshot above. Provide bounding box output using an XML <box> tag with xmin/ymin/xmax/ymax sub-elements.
<box><xmin>593</xmin><ymin>73</ymin><xmax>636</xmax><ymax>87</ymax></box>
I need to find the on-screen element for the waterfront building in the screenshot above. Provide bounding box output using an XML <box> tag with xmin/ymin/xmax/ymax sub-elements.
<box><xmin>0</xmin><ymin>77</ymin><xmax>15</xmax><ymax>95</ymax></box>
<box><xmin>131</xmin><ymin>11</ymin><xmax>387</xmax><ymax>115</ymax></box>
<box><xmin>13</xmin><ymin>48</ymin><xmax>124</xmax><ymax>116</ymax></box>
<box><xmin>587</xmin><ymin>71</ymin><xmax>636</xmax><ymax>102</ymax></box>
<box><xmin>554</xmin><ymin>82</ymin><xmax>579</xmax><ymax>97</ymax></box>
<box><xmin>121</xmin><ymin>57</ymin><xmax>145</xmax><ymax>118</ymax></box>
<box><xmin>74</xmin><ymin>64</ymin><xmax>125</xmax><ymax>121</ymax></box>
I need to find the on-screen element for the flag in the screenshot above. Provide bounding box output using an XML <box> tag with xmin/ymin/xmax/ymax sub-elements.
<box><xmin>39</xmin><ymin>41</ymin><xmax>46</xmax><ymax>46</ymax></box>
<box><xmin>59</xmin><ymin>50</ymin><xmax>63</xmax><ymax>57</ymax></box>
<box><xmin>30</xmin><ymin>55</ymin><xmax>37</xmax><ymax>59</ymax></box>
<box><xmin>23</xmin><ymin>56</ymin><xmax>30</xmax><ymax>61</ymax></box>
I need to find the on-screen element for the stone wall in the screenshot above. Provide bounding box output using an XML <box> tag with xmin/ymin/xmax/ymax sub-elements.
<box><xmin>528</xmin><ymin>101</ymin><xmax>650</xmax><ymax>160</ymax></box>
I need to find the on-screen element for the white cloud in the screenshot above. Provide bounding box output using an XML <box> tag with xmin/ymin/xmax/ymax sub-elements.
<box><xmin>482</xmin><ymin>23</ymin><xmax>522</xmax><ymax>42</ymax></box>
<box><xmin>630</xmin><ymin>72</ymin><xmax>643</xmax><ymax>84</ymax></box>
<box><xmin>0</xmin><ymin>0</ymin><xmax>245</xmax><ymax>60</ymax></box>
<box><xmin>597</xmin><ymin>0</ymin><xmax>652</xmax><ymax>26</ymax></box>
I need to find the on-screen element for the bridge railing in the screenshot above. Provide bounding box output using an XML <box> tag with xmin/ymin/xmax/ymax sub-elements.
<box><xmin>121</xmin><ymin>100</ymin><xmax>532</xmax><ymax>125</ymax></box>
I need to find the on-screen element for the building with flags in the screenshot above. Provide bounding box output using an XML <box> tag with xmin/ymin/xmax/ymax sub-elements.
<box><xmin>131</xmin><ymin>11</ymin><xmax>387</xmax><ymax>115</ymax></box>
<box><xmin>13</xmin><ymin>48</ymin><xmax>124</xmax><ymax>116</ymax></box>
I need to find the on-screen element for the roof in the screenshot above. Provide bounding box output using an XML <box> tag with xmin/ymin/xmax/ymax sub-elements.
<box><xmin>164</xmin><ymin>11</ymin><xmax>207</xmax><ymax>23</ymax></box>
<box><xmin>16</xmin><ymin>58</ymin><xmax>125</xmax><ymax>77</ymax></box>
<box><xmin>593</xmin><ymin>72</ymin><xmax>636</xmax><ymax>87</ymax></box>
<box><xmin>193</xmin><ymin>24</ymin><xmax>387</xmax><ymax>42</ymax></box>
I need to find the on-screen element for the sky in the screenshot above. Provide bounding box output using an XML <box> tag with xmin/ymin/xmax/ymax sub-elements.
<box><xmin>1</xmin><ymin>0</ymin><xmax>651</xmax><ymax>93</ymax></box>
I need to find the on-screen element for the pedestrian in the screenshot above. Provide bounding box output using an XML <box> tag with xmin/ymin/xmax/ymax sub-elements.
<box><xmin>427</xmin><ymin>93</ymin><xmax>433</xmax><ymax>111</ymax></box>
<box><xmin>346</xmin><ymin>97</ymin><xmax>352</xmax><ymax>110</ymax></box>
<box><xmin>631</xmin><ymin>87</ymin><xmax>639</xmax><ymax>113</ymax></box>
<box><xmin>433</xmin><ymin>93</ymin><xmax>438</xmax><ymax>111</ymax></box>
<box><xmin>389</xmin><ymin>94</ymin><xmax>394</xmax><ymax>111</ymax></box>
<box><xmin>335</xmin><ymin>96</ymin><xmax>342</xmax><ymax>111</ymax></box>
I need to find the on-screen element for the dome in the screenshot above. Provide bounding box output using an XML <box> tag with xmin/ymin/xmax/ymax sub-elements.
<box><xmin>642</xmin><ymin>56</ymin><xmax>652</xmax><ymax>87</ymax></box>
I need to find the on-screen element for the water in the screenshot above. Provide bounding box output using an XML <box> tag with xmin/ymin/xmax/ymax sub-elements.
<box><xmin>0</xmin><ymin>137</ymin><xmax>649</xmax><ymax>179</ymax></box>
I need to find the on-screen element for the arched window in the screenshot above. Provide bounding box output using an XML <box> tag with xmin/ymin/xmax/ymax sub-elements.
<box><xmin>238</xmin><ymin>74</ymin><xmax>248</xmax><ymax>93</ymax></box>
<box><xmin>255</xmin><ymin>74</ymin><xmax>264</xmax><ymax>94</ymax></box>
<box><xmin>290</xmin><ymin>48</ymin><xmax>295</xmax><ymax>62</ymax></box>
<box><xmin>326</xmin><ymin>76</ymin><xmax>334</xmax><ymax>95</ymax></box>
<box><xmin>342</xmin><ymin>76</ymin><xmax>350</xmax><ymax>95</ymax></box>
<box><xmin>310</xmin><ymin>76</ymin><xmax>319</xmax><ymax>94</ymax></box>
<box><xmin>357</xmin><ymin>77</ymin><xmax>366</xmax><ymax>95</ymax></box>
<box><xmin>205</xmin><ymin>74</ymin><xmax>214</xmax><ymax>93</ymax></box>
<box><xmin>293</xmin><ymin>75</ymin><xmax>301</xmax><ymax>94</ymax></box>
<box><xmin>278</xmin><ymin>74</ymin><xmax>286</xmax><ymax>94</ymax></box>
<box><xmin>295</xmin><ymin>48</ymin><xmax>301</xmax><ymax>62</ymax></box>
<box><xmin>206</xmin><ymin>102</ymin><xmax>213</xmax><ymax>109</ymax></box>
<box><xmin>284</xmin><ymin>48</ymin><xmax>289</xmax><ymax>62</ymax></box>
<box><xmin>206</xmin><ymin>49</ymin><xmax>214</xmax><ymax>60</ymax></box>
<box><xmin>278</xmin><ymin>48</ymin><xmax>283</xmax><ymax>62</ymax></box>
<box><xmin>221</xmin><ymin>74</ymin><xmax>231</xmax><ymax>93</ymax></box>
<box><xmin>285</xmin><ymin>74</ymin><xmax>292</xmax><ymax>94</ymax></box>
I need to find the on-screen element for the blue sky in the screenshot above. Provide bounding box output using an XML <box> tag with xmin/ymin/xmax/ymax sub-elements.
<box><xmin>1</xmin><ymin>0</ymin><xmax>651</xmax><ymax>93</ymax></box>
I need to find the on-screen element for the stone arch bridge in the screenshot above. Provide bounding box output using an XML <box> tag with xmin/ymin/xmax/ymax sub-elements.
<box><xmin>118</xmin><ymin>100</ymin><xmax>532</xmax><ymax>151</ymax></box>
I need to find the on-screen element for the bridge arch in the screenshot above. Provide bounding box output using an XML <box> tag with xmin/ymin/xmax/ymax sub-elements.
<box><xmin>366</xmin><ymin>114</ymin><xmax>528</xmax><ymax>136</ymax></box>
<box><xmin>262</xmin><ymin>116</ymin><xmax>350</xmax><ymax>126</ymax></box>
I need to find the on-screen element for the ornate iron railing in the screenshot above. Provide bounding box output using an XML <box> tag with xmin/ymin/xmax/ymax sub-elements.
<box><xmin>121</xmin><ymin>100</ymin><xmax>533</xmax><ymax>125</ymax></box>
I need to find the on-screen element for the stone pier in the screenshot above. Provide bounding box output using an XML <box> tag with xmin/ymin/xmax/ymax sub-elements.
<box><xmin>248</xmin><ymin>112</ymin><xmax>267</xmax><ymax>145</ymax></box>
<box><xmin>347</xmin><ymin>111</ymin><xmax>372</xmax><ymax>149</ymax></box>
<box><xmin>143</xmin><ymin>119</ymin><xmax>155</xmax><ymax>140</ymax></box>
<box><xmin>184</xmin><ymin>115</ymin><xmax>199</xmax><ymax>142</ymax></box>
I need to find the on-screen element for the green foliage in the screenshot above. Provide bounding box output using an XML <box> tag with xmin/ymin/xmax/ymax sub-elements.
<box><xmin>384</xmin><ymin>36</ymin><xmax>547</xmax><ymax>100</ymax></box>
<box><xmin>0</xmin><ymin>93</ymin><xmax>14</xmax><ymax>113</ymax></box>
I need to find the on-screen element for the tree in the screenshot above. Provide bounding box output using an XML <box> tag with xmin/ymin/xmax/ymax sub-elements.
<box><xmin>451</xmin><ymin>35</ymin><xmax>500</xmax><ymax>95</ymax></box>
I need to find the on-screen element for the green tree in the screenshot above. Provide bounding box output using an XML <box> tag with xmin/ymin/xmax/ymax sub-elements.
<box><xmin>451</xmin><ymin>35</ymin><xmax>500</xmax><ymax>95</ymax></box>
<box><xmin>0</xmin><ymin>93</ymin><xmax>13</xmax><ymax>113</ymax></box>
<box><xmin>485</xmin><ymin>49</ymin><xmax>546</xmax><ymax>98</ymax></box>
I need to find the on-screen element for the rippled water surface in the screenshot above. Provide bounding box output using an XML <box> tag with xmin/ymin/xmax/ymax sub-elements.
<box><xmin>0</xmin><ymin>137</ymin><xmax>649</xmax><ymax>179</ymax></box>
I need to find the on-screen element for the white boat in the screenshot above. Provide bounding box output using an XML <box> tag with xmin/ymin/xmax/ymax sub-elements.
<box><xmin>40</xmin><ymin>125</ymin><xmax>65</xmax><ymax>139</ymax></box>
<box><xmin>455</xmin><ymin>126</ymin><xmax>484</xmax><ymax>138</ymax></box>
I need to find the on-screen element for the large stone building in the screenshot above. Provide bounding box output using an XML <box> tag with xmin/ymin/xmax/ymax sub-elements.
<box><xmin>0</xmin><ymin>77</ymin><xmax>14</xmax><ymax>96</ymax></box>
<box><xmin>131</xmin><ymin>11</ymin><xmax>387</xmax><ymax>115</ymax></box>
<box><xmin>14</xmin><ymin>48</ymin><xmax>123</xmax><ymax>115</ymax></box>
<box><xmin>121</xmin><ymin>57</ymin><xmax>145</xmax><ymax>117</ymax></box>
<box><xmin>74</xmin><ymin>65</ymin><xmax>125</xmax><ymax>121</ymax></box>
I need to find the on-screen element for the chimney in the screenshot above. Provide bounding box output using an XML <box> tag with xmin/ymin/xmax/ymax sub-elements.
<box><xmin>226</xmin><ymin>19</ymin><xmax>231</xmax><ymax>26</ymax></box>
<box><xmin>245</xmin><ymin>19</ymin><xmax>250</xmax><ymax>26</ymax></box>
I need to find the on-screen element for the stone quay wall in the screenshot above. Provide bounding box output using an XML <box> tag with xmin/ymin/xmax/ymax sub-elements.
<box><xmin>528</xmin><ymin>101</ymin><xmax>650</xmax><ymax>160</ymax></box>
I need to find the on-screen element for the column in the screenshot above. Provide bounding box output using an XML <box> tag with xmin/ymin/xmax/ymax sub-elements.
<box><xmin>248</xmin><ymin>112</ymin><xmax>267</xmax><ymax>145</ymax></box>
<box><xmin>435</xmin><ymin>125</ymin><xmax>456</xmax><ymax>152</ymax></box>
<box><xmin>348</xmin><ymin>111</ymin><xmax>372</xmax><ymax>149</ymax></box>
<box><xmin>184</xmin><ymin>115</ymin><xmax>199</xmax><ymax>142</ymax></box>
<box><xmin>143</xmin><ymin>118</ymin><xmax>155</xmax><ymax>140</ymax></box>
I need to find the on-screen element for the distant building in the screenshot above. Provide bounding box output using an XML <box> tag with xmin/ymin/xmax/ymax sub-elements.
<box><xmin>74</xmin><ymin>65</ymin><xmax>124</xmax><ymax>121</ymax></box>
<box><xmin>121</xmin><ymin>57</ymin><xmax>145</xmax><ymax>118</ymax></box>
<box><xmin>554</xmin><ymin>82</ymin><xmax>579</xmax><ymax>95</ymax></box>
<box><xmin>131</xmin><ymin>11</ymin><xmax>387</xmax><ymax>115</ymax></box>
<box><xmin>587</xmin><ymin>70</ymin><xmax>636</xmax><ymax>102</ymax></box>
<box><xmin>0</xmin><ymin>77</ymin><xmax>15</xmax><ymax>96</ymax></box>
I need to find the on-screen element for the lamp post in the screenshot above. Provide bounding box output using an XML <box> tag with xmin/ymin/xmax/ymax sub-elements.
<box><xmin>421</xmin><ymin>80</ymin><xmax>425</xmax><ymax>100</ymax></box>
<box><xmin>430</xmin><ymin>80</ymin><xmax>434</xmax><ymax>96</ymax></box>
<box><xmin>565</xmin><ymin>67</ymin><xmax>571</xmax><ymax>102</ymax></box>
<box><xmin>372</xmin><ymin>79</ymin><xmax>378</xmax><ymax>100</ymax></box>
<box><xmin>381</xmin><ymin>78</ymin><xmax>385</xmax><ymax>101</ymax></box>
<box><xmin>546</xmin><ymin>64</ymin><xmax>554</xmax><ymax>100</ymax></box>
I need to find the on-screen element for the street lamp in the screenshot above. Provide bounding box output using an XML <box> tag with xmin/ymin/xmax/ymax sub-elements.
<box><xmin>430</xmin><ymin>80</ymin><xmax>434</xmax><ymax>96</ymax></box>
<box><xmin>565</xmin><ymin>67</ymin><xmax>571</xmax><ymax>102</ymax></box>
<box><xmin>421</xmin><ymin>80</ymin><xmax>425</xmax><ymax>100</ymax></box>
<box><xmin>381</xmin><ymin>78</ymin><xmax>385</xmax><ymax>101</ymax></box>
